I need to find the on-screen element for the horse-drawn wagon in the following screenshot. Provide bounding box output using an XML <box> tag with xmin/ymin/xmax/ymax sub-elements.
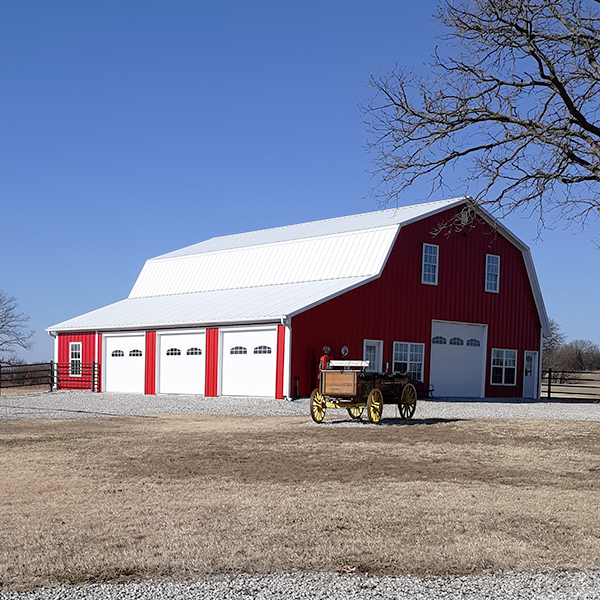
<box><xmin>310</xmin><ymin>358</ymin><xmax>418</xmax><ymax>424</ymax></box>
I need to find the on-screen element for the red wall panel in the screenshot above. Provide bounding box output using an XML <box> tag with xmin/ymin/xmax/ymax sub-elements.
<box><xmin>291</xmin><ymin>207</ymin><xmax>542</xmax><ymax>398</ymax></box>
<box><xmin>57</xmin><ymin>332</ymin><xmax>97</xmax><ymax>390</ymax></box>
<box><xmin>205</xmin><ymin>328</ymin><xmax>219</xmax><ymax>397</ymax></box>
<box><xmin>145</xmin><ymin>331</ymin><xmax>156</xmax><ymax>395</ymax></box>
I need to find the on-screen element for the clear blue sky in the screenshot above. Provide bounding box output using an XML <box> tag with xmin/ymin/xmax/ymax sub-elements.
<box><xmin>1</xmin><ymin>0</ymin><xmax>598</xmax><ymax>363</ymax></box>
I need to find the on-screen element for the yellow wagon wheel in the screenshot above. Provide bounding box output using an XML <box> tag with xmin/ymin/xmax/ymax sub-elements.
<box><xmin>399</xmin><ymin>383</ymin><xmax>417</xmax><ymax>420</ymax></box>
<box><xmin>366</xmin><ymin>389</ymin><xmax>384</xmax><ymax>424</ymax></box>
<box><xmin>310</xmin><ymin>388</ymin><xmax>326</xmax><ymax>423</ymax></box>
<box><xmin>347</xmin><ymin>406</ymin><xmax>364</xmax><ymax>420</ymax></box>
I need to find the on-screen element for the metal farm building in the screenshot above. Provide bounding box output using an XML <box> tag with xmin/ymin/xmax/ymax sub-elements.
<box><xmin>48</xmin><ymin>198</ymin><xmax>550</xmax><ymax>399</ymax></box>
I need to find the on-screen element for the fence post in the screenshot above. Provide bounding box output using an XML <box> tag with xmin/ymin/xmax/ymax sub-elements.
<box><xmin>91</xmin><ymin>361</ymin><xmax>96</xmax><ymax>392</ymax></box>
<box><xmin>547</xmin><ymin>368</ymin><xmax>552</xmax><ymax>399</ymax></box>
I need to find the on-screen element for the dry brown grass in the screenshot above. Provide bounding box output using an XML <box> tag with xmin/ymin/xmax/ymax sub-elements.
<box><xmin>1</xmin><ymin>413</ymin><xmax>600</xmax><ymax>590</ymax></box>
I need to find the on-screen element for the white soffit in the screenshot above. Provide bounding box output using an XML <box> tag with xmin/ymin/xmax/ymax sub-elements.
<box><xmin>129</xmin><ymin>225</ymin><xmax>400</xmax><ymax>298</ymax></box>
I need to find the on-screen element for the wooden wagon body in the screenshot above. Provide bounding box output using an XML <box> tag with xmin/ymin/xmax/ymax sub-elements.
<box><xmin>310</xmin><ymin>359</ymin><xmax>418</xmax><ymax>424</ymax></box>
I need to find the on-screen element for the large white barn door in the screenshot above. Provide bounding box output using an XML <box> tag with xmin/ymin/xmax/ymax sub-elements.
<box><xmin>158</xmin><ymin>331</ymin><xmax>206</xmax><ymax>395</ymax></box>
<box><xmin>104</xmin><ymin>334</ymin><xmax>145</xmax><ymax>393</ymax></box>
<box><xmin>429</xmin><ymin>321</ymin><xmax>486</xmax><ymax>398</ymax></box>
<box><xmin>221</xmin><ymin>328</ymin><xmax>278</xmax><ymax>397</ymax></box>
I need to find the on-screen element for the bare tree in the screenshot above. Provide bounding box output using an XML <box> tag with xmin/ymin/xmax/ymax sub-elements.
<box><xmin>0</xmin><ymin>291</ymin><xmax>34</xmax><ymax>365</ymax></box>
<box><xmin>366</xmin><ymin>0</ymin><xmax>600</xmax><ymax>234</ymax></box>
<box><xmin>542</xmin><ymin>318</ymin><xmax>566</xmax><ymax>368</ymax></box>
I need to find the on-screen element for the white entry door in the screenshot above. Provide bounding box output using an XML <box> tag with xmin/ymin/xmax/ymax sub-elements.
<box><xmin>158</xmin><ymin>331</ymin><xmax>206</xmax><ymax>395</ymax></box>
<box><xmin>523</xmin><ymin>351</ymin><xmax>539</xmax><ymax>399</ymax></box>
<box><xmin>221</xmin><ymin>328</ymin><xmax>277</xmax><ymax>397</ymax></box>
<box><xmin>363</xmin><ymin>339</ymin><xmax>383</xmax><ymax>372</ymax></box>
<box><xmin>104</xmin><ymin>334</ymin><xmax>145</xmax><ymax>393</ymax></box>
<box><xmin>429</xmin><ymin>321</ymin><xmax>486</xmax><ymax>398</ymax></box>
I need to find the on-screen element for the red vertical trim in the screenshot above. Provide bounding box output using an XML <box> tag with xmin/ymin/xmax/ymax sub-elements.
<box><xmin>275</xmin><ymin>324</ymin><xmax>286</xmax><ymax>399</ymax></box>
<box><xmin>205</xmin><ymin>328</ymin><xmax>219</xmax><ymax>397</ymax></box>
<box><xmin>145</xmin><ymin>331</ymin><xmax>156</xmax><ymax>395</ymax></box>
<box><xmin>97</xmin><ymin>333</ymin><xmax>103</xmax><ymax>392</ymax></box>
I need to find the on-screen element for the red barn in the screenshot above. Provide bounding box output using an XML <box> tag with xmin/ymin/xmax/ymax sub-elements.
<box><xmin>47</xmin><ymin>198</ymin><xmax>549</xmax><ymax>399</ymax></box>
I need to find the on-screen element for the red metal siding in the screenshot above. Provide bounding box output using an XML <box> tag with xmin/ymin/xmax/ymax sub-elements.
<box><xmin>97</xmin><ymin>333</ymin><xmax>103</xmax><ymax>392</ymax></box>
<box><xmin>145</xmin><ymin>331</ymin><xmax>156</xmax><ymax>394</ymax></box>
<box><xmin>205</xmin><ymin>328</ymin><xmax>219</xmax><ymax>397</ymax></box>
<box><xmin>275</xmin><ymin>324</ymin><xmax>286</xmax><ymax>399</ymax></box>
<box><xmin>57</xmin><ymin>332</ymin><xmax>97</xmax><ymax>389</ymax></box>
<box><xmin>291</xmin><ymin>207</ymin><xmax>542</xmax><ymax>398</ymax></box>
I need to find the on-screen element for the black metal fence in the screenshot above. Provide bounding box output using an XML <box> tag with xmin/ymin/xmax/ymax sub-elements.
<box><xmin>541</xmin><ymin>369</ymin><xmax>600</xmax><ymax>401</ymax></box>
<box><xmin>0</xmin><ymin>362</ymin><xmax>100</xmax><ymax>395</ymax></box>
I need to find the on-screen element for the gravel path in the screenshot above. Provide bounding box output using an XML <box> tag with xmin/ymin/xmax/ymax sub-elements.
<box><xmin>1</xmin><ymin>571</ymin><xmax>600</xmax><ymax>600</ymax></box>
<box><xmin>1</xmin><ymin>389</ymin><xmax>599</xmax><ymax>422</ymax></box>
<box><xmin>2</xmin><ymin>390</ymin><xmax>599</xmax><ymax>598</ymax></box>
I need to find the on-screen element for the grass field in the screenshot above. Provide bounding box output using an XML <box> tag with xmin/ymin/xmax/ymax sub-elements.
<box><xmin>1</xmin><ymin>413</ymin><xmax>600</xmax><ymax>590</ymax></box>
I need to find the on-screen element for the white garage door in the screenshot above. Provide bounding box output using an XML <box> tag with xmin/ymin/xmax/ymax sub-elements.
<box><xmin>104</xmin><ymin>335</ymin><xmax>145</xmax><ymax>393</ymax></box>
<box><xmin>429</xmin><ymin>321</ymin><xmax>486</xmax><ymax>398</ymax></box>
<box><xmin>221</xmin><ymin>328</ymin><xmax>277</xmax><ymax>397</ymax></box>
<box><xmin>158</xmin><ymin>331</ymin><xmax>206</xmax><ymax>395</ymax></box>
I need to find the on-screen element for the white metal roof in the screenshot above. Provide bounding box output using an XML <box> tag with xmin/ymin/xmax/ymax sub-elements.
<box><xmin>47</xmin><ymin>277</ymin><xmax>374</xmax><ymax>331</ymax></box>
<box><xmin>47</xmin><ymin>197</ymin><xmax>549</xmax><ymax>335</ymax></box>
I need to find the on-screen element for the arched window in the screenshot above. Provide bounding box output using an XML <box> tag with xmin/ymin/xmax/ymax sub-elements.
<box><xmin>166</xmin><ymin>348</ymin><xmax>181</xmax><ymax>356</ymax></box>
<box><xmin>230</xmin><ymin>346</ymin><xmax>247</xmax><ymax>355</ymax></box>
<box><xmin>129</xmin><ymin>349</ymin><xmax>143</xmax><ymax>357</ymax></box>
<box><xmin>432</xmin><ymin>336</ymin><xmax>447</xmax><ymax>345</ymax></box>
<box><xmin>111</xmin><ymin>350</ymin><xmax>124</xmax><ymax>357</ymax></box>
<box><xmin>253</xmin><ymin>346</ymin><xmax>272</xmax><ymax>354</ymax></box>
<box><xmin>466</xmin><ymin>339</ymin><xmax>481</xmax><ymax>347</ymax></box>
<box><xmin>186</xmin><ymin>347</ymin><xmax>202</xmax><ymax>355</ymax></box>
<box><xmin>449</xmin><ymin>337</ymin><xmax>464</xmax><ymax>346</ymax></box>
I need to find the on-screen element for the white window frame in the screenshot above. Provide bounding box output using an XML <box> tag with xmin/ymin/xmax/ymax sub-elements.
<box><xmin>490</xmin><ymin>348</ymin><xmax>517</xmax><ymax>386</ymax></box>
<box><xmin>363</xmin><ymin>339</ymin><xmax>383</xmax><ymax>373</ymax></box>
<box><xmin>69</xmin><ymin>342</ymin><xmax>82</xmax><ymax>377</ymax></box>
<box><xmin>392</xmin><ymin>341</ymin><xmax>424</xmax><ymax>382</ymax></box>
<box><xmin>485</xmin><ymin>254</ymin><xmax>500</xmax><ymax>293</ymax></box>
<box><xmin>422</xmin><ymin>244</ymin><xmax>439</xmax><ymax>285</ymax></box>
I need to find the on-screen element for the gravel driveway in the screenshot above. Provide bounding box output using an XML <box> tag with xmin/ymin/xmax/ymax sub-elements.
<box><xmin>1</xmin><ymin>388</ymin><xmax>600</xmax><ymax>422</ymax></box>
<box><xmin>2</xmin><ymin>390</ymin><xmax>599</xmax><ymax>599</ymax></box>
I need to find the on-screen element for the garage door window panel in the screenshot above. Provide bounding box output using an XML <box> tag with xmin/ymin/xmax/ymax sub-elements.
<box><xmin>393</xmin><ymin>342</ymin><xmax>424</xmax><ymax>381</ymax></box>
<box><xmin>449</xmin><ymin>337</ymin><xmax>464</xmax><ymax>346</ymax></box>
<box><xmin>432</xmin><ymin>336</ymin><xmax>446</xmax><ymax>344</ymax></box>
<box><xmin>254</xmin><ymin>346</ymin><xmax>272</xmax><ymax>354</ymax></box>
<box><xmin>230</xmin><ymin>346</ymin><xmax>247</xmax><ymax>355</ymax></box>
<box><xmin>111</xmin><ymin>350</ymin><xmax>124</xmax><ymax>357</ymax></box>
<box><xmin>186</xmin><ymin>347</ymin><xmax>202</xmax><ymax>355</ymax></box>
<box><xmin>166</xmin><ymin>348</ymin><xmax>181</xmax><ymax>356</ymax></box>
<box><xmin>129</xmin><ymin>349</ymin><xmax>143</xmax><ymax>357</ymax></box>
<box><xmin>491</xmin><ymin>349</ymin><xmax>517</xmax><ymax>385</ymax></box>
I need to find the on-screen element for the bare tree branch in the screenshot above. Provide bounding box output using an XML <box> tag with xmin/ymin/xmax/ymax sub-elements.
<box><xmin>0</xmin><ymin>291</ymin><xmax>34</xmax><ymax>364</ymax></box>
<box><xmin>364</xmin><ymin>0</ymin><xmax>600</xmax><ymax>234</ymax></box>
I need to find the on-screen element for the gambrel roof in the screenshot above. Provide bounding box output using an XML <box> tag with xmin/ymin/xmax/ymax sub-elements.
<box><xmin>48</xmin><ymin>198</ymin><xmax>549</xmax><ymax>334</ymax></box>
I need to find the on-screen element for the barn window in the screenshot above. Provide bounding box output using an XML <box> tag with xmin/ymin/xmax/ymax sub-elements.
<box><xmin>432</xmin><ymin>336</ymin><xmax>446</xmax><ymax>345</ymax></box>
<box><xmin>253</xmin><ymin>346</ymin><xmax>272</xmax><ymax>354</ymax></box>
<box><xmin>485</xmin><ymin>254</ymin><xmax>500</xmax><ymax>293</ymax></box>
<box><xmin>449</xmin><ymin>337</ymin><xmax>464</xmax><ymax>346</ymax></box>
<box><xmin>69</xmin><ymin>342</ymin><xmax>82</xmax><ymax>377</ymax></box>
<box><xmin>230</xmin><ymin>346</ymin><xmax>247</xmax><ymax>355</ymax></box>
<box><xmin>491</xmin><ymin>349</ymin><xmax>517</xmax><ymax>385</ymax></box>
<box><xmin>392</xmin><ymin>342</ymin><xmax>424</xmax><ymax>381</ymax></box>
<box><xmin>166</xmin><ymin>348</ymin><xmax>181</xmax><ymax>356</ymax></box>
<box><xmin>186</xmin><ymin>347</ymin><xmax>202</xmax><ymax>355</ymax></box>
<box><xmin>466</xmin><ymin>339</ymin><xmax>481</xmax><ymax>347</ymax></box>
<box><xmin>111</xmin><ymin>350</ymin><xmax>125</xmax><ymax>357</ymax></box>
<box><xmin>129</xmin><ymin>349</ymin><xmax>143</xmax><ymax>357</ymax></box>
<box><xmin>421</xmin><ymin>244</ymin><xmax>439</xmax><ymax>285</ymax></box>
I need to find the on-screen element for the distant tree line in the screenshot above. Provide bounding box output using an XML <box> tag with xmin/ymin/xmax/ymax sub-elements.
<box><xmin>543</xmin><ymin>319</ymin><xmax>600</xmax><ymax>371</ymax></box>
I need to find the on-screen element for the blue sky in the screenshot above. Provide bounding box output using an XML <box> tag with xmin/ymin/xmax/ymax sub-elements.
<box><xmin>1</xmin><ymin>0</ymin><xmax>598</xmax><ymax>363</ymax></box>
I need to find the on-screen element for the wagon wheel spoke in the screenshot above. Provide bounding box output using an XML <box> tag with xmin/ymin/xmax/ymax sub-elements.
<box><xmin>399</xmin><ymin>383</ymin><xmax>417</xmax><ymax>420</ymax></box>
<box><xmin>367</xmin><ymin>389</ymin><xmax>383</xmax><ymax>424</ymax></box>
<box><xmin>347</xmin><ymin>406</ymin><xmax>364</xmax><ymax>420</ymax></box>
<box><xmin>310</xmin><ymin>389</ymin><xmax>326</xmax><ymax>423</ymax></box>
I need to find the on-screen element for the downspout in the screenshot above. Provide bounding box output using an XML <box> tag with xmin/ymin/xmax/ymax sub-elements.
<box><xmin>48</xmin><ymin>331</ymin><xmax>58</xmax><ymax>390</ymax></box>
